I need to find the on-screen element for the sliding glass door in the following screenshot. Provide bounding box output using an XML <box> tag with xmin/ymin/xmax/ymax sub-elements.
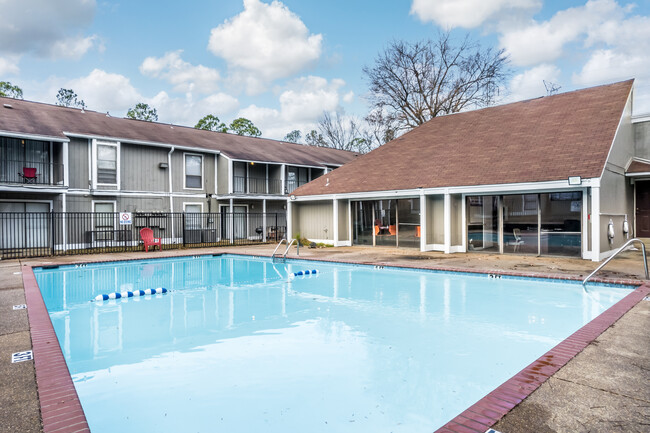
<box><xmin>466</xmin><ymin>192</ymin><xmax>582</xmax><ymax>257</ymax></box>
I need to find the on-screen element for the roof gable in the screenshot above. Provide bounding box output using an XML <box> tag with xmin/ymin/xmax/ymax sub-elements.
<box><xmin>293</xmin><ymin>80</ymin><xmax>633</xmax><ymax>196</ymax></box>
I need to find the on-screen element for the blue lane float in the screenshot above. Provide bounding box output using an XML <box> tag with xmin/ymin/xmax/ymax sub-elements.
<box><xmin>289</xmin><ymin>269</ymin><xmax>318</xmax><ymax>278</ymax></box>
<box><xmin>94</xmin><ymin>287</ymin><xmax>168</xmax><ymax>302</ymax></box>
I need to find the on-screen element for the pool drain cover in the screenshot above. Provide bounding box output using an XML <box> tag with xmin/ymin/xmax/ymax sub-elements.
<box><xmin>13</xmin><ymin>304</ymin><xmax>27</xmax><ymax>310</ymax></box>
<box><xmin>12</xmin><ymin>351</ymin><xmax>33</xmax><ymax>363</ymax></box>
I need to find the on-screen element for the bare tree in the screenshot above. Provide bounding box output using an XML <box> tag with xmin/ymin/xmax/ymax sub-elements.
<box><xmin>316</xmin><ymin>112</ymin><xmax>372</xmax><ymax>154</ymax></box>
<box><xmin>363</xmin><ymin>32</ymin><xmax>509</xmax><ymax>130</ymax></box>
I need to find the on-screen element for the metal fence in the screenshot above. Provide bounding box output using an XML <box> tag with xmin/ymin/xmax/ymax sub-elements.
<box><xmin>0</xmin><ymin>211</ymin><xmax>287</xmax><ymax>259</ymax></box>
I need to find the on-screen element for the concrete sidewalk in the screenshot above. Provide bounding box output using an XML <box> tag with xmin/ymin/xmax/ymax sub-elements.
<box><xmin>1</xmin><ymin>245</ymin><xmax>649</xmax><ymax>432</ymax></box>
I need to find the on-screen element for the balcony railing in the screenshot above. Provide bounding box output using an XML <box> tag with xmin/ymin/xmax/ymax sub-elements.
<box><xmin>286</xmin><ymin>180</ymin><xmax>308</xmax><ymax>194</ymax></box>
<box><xmin>233</xmin><ymin>176</ymin><xmax>283</xmax><ymax>194</ymax></box>
<box><xmin>0</xmin><ymin>159</ymin><xmax>64</xmax><ymax>186</ymax></box>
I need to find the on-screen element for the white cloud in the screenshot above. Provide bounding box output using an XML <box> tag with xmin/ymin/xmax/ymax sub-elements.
<box><xmin>499</xmin><ymin>0</ymin><xmax>624</xmax><ymax>66</ymax></box>
<box><xmin>0</xmin><ymin>56</ymin><xmax>20</xmax><ymax>76</ymax></box>
<box><xmin>66</xmin><ymin>69</ymin><xmax>143</xmax><ymax>112</ymax></box>
<box><xmin>140</xmin><ymin>51</ymin><xmax>221</xmax><ymax>94</ymax></box>
<box><xmin>573</xmin><ymin>50</ymin><xmax>645</xmax><ymax>85</ymax></box>
<box><xmin>411</xmin><ymin>0</ymin><xmax>540</xmax><ymax>29</ymax></box>
<box><xmin>0</xmin><ymin>0</ymin><xmax>99</xmax><ymax>59</ymax></box>
<box><xmin>208</xmin><ymin>0</ymin><xmax>322</xmax><ymax>92</ymax></box>
<box><xmin>507</xmin><ymin>64</ymin><xmax>561</xmax><ymax>101</ymax></box>
<box><xmin>237</xmin><ymin>76</ymin><xmax>349</xmax><ymax>139</ymax></box>
<box><xmin>49</xmin><ymin>35</ymin><xmax>100</xmax><ymax>60</ymax></box>
<box><xmin>61</xmin><ymin>69</ymin><xmax>239</xmax><ymax>126</ymax></box>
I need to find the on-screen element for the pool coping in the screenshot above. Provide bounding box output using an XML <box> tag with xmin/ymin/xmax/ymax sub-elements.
<box><xmin>21</xmin><ymin>253</ymin><xmax>650</xmax><ymax>433</ymax></box>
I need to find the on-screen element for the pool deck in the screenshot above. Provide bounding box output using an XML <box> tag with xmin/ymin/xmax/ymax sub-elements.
<box><xmin>1</xmin><ymin>245</ymin><xmax>649</xmax><ymax>433</ymax></box>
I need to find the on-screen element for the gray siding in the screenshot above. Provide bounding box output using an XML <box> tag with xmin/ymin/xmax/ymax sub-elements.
<box><xmin>217</xmin><ymin>156</ymin><xmax>229</xmax><ymax>194</ymax></box>
<box><xmin>68</xmin><ymin>137</ymin><xmax>89</xmax><ymax>189</ymax></box>
<box><xmin>634</xmin><ymin>120</ymin><xmax>650</xmax><ymax>159</ymax></box>
<box><xmin>600</xmin><ymin>95</ymin><xmax>634</xmax><ymax>253</ymax></box>
<box><xmin>120</xmin><ymin>142</ymin><xmax>169</xmax><ymax>192</ymax></box>
<box><xmin>429</xmin><ymin>195</ymin><xmax>444</xmax><ymax>244</ymax></box>
<box><xmin>337</xmin><ymin>199</ymin><xmax>349</xmax><ymax>241</ymax></box>
<box><xmin>294</xmin><ymin>201</ymin><xmax>333</xmax><ymax>241</ymax></box>
<box><xmin>451</xmin><ymin>194</ymin><xmax>463</xmax><ymax>246</ymax></box>
<box><xmin>172</xmin><ymin>151</ymin><xmax>214</xmax><ymax>193</ymax></box>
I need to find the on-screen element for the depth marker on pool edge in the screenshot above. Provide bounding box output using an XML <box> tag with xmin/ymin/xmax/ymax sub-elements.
<box><xmin>12</xmin><ymin>351</ymin><xmax>33</xmax><ymax>363</ymax></box>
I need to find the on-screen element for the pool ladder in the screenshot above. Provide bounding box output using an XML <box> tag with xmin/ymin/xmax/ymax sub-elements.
<box><xmin>582</xmin><ymin>238</ymin><xmax>649</xmax><ymax>286</ymax></box>
<box><xmin>272</xmin><ymin>238</ymin><xmax>296</xmax><ymax>262</ymax></box>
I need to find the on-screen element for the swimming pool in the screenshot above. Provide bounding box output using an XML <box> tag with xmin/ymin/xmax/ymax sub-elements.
<box><xmin>33</xmin><ymin>254</ymin><xmax>632</xmax><ymax>432</ymax></box>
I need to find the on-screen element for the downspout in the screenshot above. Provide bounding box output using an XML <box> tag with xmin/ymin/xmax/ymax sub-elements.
<box><xmin>168</xmin><ymin>146</ymin><xmax>175</xmax><ymax>242</ymax></box>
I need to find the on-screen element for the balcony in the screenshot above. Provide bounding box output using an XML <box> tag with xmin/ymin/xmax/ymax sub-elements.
<box><xmin>286</xmin><ymin>180</ymin><xmax>308</xmax><ymax>194</ymax></box>
<box><xmin>233</xmin><ymin>176</ymin><xmax>283</xmax><ymax>195</ymax></box>
<box><xmin>0</xmin><ymin>159</ymin><xmax>64</xmax><ymax>186</ymax></box>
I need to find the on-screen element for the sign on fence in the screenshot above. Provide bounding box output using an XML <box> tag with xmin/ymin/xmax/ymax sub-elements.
<box><xmin>119</xmin><ymin>212</ymin><xmax>132</xmax><ymax>225</ymax></box>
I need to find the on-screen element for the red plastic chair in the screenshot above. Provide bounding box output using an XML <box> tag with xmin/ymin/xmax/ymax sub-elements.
<box><xmin>139</xmin><ymin>227</ymin><xmax>162</xmax><ymax>252</ymax></box>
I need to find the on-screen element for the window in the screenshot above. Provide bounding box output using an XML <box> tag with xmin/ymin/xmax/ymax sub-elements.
<box><xmin>185</xmin><ymin>154</ymin><xmax>202</xmax><ymax>189</ymax></box>
<box><xmin>94</xmin><ymin>202</ymin><xmax>115</xmax><ymax>240</ymax></box>
<box><xmin>97</xmin><ymin>144</ymin><xmax>117</xmax><ymax>184</ymax></box>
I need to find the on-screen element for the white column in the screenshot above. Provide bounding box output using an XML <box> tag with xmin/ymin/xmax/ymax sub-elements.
<box><xmin>281</xmin><ymin>164</ymin><xmax>286</xmax><ymax>194</ymax></box>
<box><xmin>62</xmin><ymin>141</ymin><xmax>69</xmax><ymax>187</ymax></box>
<box><xmin>229</xmin><ymin>198</ymin><xmax>234</xmax><ymax>244</ymax></box>
<box><xmin>228</xmin><ymin>159</ymin><xmax>233</xmax><ymax>194</ymax></box>
<box><xmin>420</xmin><ymin>193</ymin><xmax>426</xmax><ymax>251</ymax></box>
<box><xmin>444</xmin><ymin>192</ymin><xmax>451</xmax><ymax>254</ymax></box>
<box><xmin>582</xmin><ymin>187</ymin><xmax>589</xmax><ymax>259</ymax></box>
<box><xmin>591</xmin><ymin>186</ymin><xmax>601</xmax><ymax>261</ymax></box>
<box><xmin>286</xmin><ymin>199</ymin><xmax>293</xmax><ymax>240</ymax></box>
<box><xmin>62</xmin><ymin>193</ymin><xmax>67</xmax><ymax>252</ymax></box>
<box><xmin>461</xmin><ymin>194</ymin><xmax>467</xmax><ymax>252</ymax></box>
<box><xmin>333</xmin><ymin>198</ymin><xmax>339</xmax><ymax>246</ymax></box>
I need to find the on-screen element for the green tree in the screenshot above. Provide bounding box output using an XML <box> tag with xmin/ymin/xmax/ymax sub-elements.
<box><xmin>195</xmin><ymin>114</ymin><xmax>228</xmax><ymax>132</ymax></box>
<box><xmin>0</xmin><ymin>81</ymin><xmax>23</xmax><ymax>99</ymax></box>
<box><xmin>228</xmin><ymin>117</ymin><xmax>261</xmax><ymax>137</ymax></box>
<box><xmin>127</xmin><ymin>102</ymin><xmax>158</xmax><ymax>122</ymax></box>
<box><xmin>283</xmin><ymin>130</ymin><xmax>302</xmax><ymax>143</ymax></box>
<box><xmin>305</xmin><ymin>130</ymin><xmax>325</xmax><ymax>147</ymax></box>
<box><xmin>56</xmin><ymin>88</ymin><xmax>85</xmax><ymax>109</ymax></box>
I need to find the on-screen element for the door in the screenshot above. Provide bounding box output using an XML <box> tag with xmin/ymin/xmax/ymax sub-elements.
<box><xmin>220</xmin><ymin>205</ymin><xmax>248</xmax><ymax>240</ymax></box>
<box><xmin>0</xmin><ymin>202</ymin><xmax>49</xmax><ymax>249</ymax></box>
<box><xmin>636</xmin><ymin>181</ymin><xmax>650</xmax><ymax>237</ymax></box>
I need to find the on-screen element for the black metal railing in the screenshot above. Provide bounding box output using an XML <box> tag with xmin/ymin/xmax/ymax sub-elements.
<box><xmin>0</xmin><ymin>211</ymin><xmax>287</xmax><ymax>259</ymax></box>
<box><xmin>0</xmin><ymin>159</ymin><xmax>64</xmax><ymax>185</ymax></box>
<box><xmin>233</xmin><ymin>176</ymin><xmax>283</xmax><ymax>194</ymax></box>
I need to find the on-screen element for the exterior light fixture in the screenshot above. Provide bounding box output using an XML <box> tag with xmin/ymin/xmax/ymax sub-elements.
<box><xmin>290</xmin><ymin>195</ymin><xmax>296</xmax><ymax>201</ymax></box>
<box><xmin>250</xmin><ymin>162</ymin><xmax>255</xmax><ymax>166</ymax></box>
<box><xmin>568</xmin><ymin>176</ymin><xmax>581</xmax><ymax>185</ymax></box>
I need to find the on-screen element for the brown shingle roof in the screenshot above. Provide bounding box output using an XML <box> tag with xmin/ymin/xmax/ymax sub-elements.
<box><xmin>293</xmin><ymin>80</ymin><xmax>633</xmax><ymax>196</ymax></box>
<box><xmin>626</xmin><ymin>159</ymin><xmax>650</xmax><ymax>174</ymax></box>
<box><xmin>0</xmin><ymin>98</ymin><xmax>358</xmax><ymax>167</ymax></box>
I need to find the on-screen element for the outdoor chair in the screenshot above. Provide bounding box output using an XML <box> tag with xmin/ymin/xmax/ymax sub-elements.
<box><xmin>19</xmin><ymin>167</ymin><xmax>37</xmax><ymax>183</ymax></box>
<box><xmin>508</xmin><ymin>228</ymin><xmax>525</xmax><ymax>252</ymax></box>
<box><xmin>415</xmin><ymin>226</ymin><xmax>421</xmax><ymax>238</ymax></box>
<box><xmin>388</xmin><ymin>225</ymin><xmax>397</xmax><ymax>236</ymax></box>
<box><xmin>140</xmin><ymin>227</ymin><xmax>162</xmax><ymax>252</ymax></box>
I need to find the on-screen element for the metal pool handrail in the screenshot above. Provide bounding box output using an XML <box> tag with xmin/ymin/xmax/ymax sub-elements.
<box><xmin>582</xmin><ymin>238</ymin><xmax>649</xmax><ymax>286</ymax></box>
<box><xmin>272</xmin><ymin>238</ymin><xmax>296</xmax><ymax>261</ymax></box>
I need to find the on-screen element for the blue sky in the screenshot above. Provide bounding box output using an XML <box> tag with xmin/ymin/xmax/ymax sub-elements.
<box><xmin>2</xmin><ymin>0</ymin><xmax>650</xmax><ymax>139</ymax></box>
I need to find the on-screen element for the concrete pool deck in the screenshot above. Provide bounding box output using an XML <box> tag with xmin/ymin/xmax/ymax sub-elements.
<box><xmin>1</xmin><ymin>245</ymin><xmax>649</xmax><ymax>432</ymax></box>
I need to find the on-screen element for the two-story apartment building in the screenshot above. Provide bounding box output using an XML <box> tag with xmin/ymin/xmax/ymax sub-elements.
<box><xmin>0</xmin><ymin>98</ymin><xmax>357</xmax><ymax>250</ymax></box>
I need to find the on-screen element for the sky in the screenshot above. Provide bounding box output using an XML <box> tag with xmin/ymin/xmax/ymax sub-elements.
<box><xmin>1</xmin><ymin>0</ymin><xmax>650</xmax><ymax>140</ymax></box>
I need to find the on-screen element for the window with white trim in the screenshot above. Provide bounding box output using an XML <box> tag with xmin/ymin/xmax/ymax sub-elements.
<box><xmin>185</xmin><ymin>154</ymin><xmax>203</xmax><ymax>189</ymax></box>
<box><xmin>97</xmin><ymin>144</ymin><xmax>118</xmax><ymax>184</ymax></box>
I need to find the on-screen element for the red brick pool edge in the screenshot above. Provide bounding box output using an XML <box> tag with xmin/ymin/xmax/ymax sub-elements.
<box><xmin>21</xmin><ymin>258</ymin><xmax>650</xmax><ymax>433</ymax></box>
<box><xmin>434</xmin><ymin>282</ymin><xmax>650</xmax><ymax>433</ymax></box>
<box><xmin>23</xmin><ymin>265</ymin><xmax>90</xmax><ymax>433</ymax></box>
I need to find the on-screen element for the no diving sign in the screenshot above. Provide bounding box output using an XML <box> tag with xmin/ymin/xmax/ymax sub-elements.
<box><xmin>119</xmin><ymin>212</ymin><xmax>132</xmax><ymax>225</ymax></box>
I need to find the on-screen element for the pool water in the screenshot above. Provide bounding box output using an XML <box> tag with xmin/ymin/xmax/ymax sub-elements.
<box><xmin>34</xmin><ymin>255</ymin><xmax>631</xmax><ymax>433</ymax></box>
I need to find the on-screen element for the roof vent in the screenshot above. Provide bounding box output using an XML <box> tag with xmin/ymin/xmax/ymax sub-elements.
<box><xmin>3</xmin><ymin>104</ymin><xmax>13</xmax><ymax>109</ymax></box>
<box><xmin>106</xmin><ymin>112</ymin><xmax>111</xmax><ymax>117</ymax></box>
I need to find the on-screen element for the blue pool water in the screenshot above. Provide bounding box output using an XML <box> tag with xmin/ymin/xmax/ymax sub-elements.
<box><xmin>34</xmin><ymin>255</ymin><xmax>631</xmax><ymax>433</ymax></box>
